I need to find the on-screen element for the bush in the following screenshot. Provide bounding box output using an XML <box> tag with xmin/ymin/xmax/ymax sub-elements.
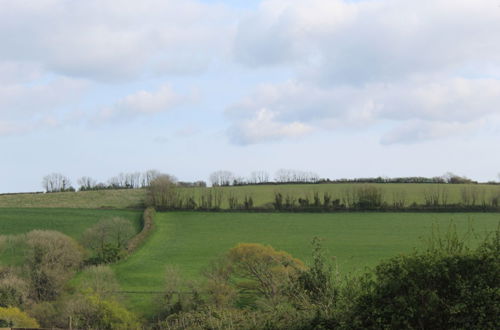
<box><xmin>347</xmin><ymin>229</ymin><xmax>500</xmax><ymax>329</ymax></box>
<box><xmin>64</xmin><ymin>292</ymin><xmax>140</xmax><ymax>330</ymax></box>
<box><xmin>78</xmin><ymin>266</ymin><xmax>121</xmax><ymax>300</ymax></box>
<box><xmin>0</xmin><ymin>306</ymin><xmax>39</xmax><ymax>328</ymax></box>
<box><xmin>25</xmin><ymin>230</ymin><xmax>83</xmax><ymax>301</ymax></box>
<box><xmin>82</xmin><ymin>217</ymin><xmax>135</xmax><ymax>264</ymax></box>
<box><xmin>0</xmin><ymin>269</ymin><xmax>29</xmax><ymax>308</ymax></box>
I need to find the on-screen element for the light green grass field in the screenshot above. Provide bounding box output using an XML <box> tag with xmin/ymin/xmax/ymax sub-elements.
<box><xmin>1</xmin><ymin>183</ymin><xmax>499</xmax><ymax>209</ymax></box>
<box><xmin>113</xmin><ymin>211</ymin><xmax>500</xmax><ymax>317</ymax></box>
<box><xmin>0</xmin><ymin>189</ymin><xmax>146</xmax><ymax>209</ymax></box>
<box><xmin>0</xmin><ymin>208</ymin><xmax>142</xmax><ymax>265</ymax></box>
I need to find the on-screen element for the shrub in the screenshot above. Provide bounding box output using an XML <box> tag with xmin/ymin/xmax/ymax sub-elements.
<box><xmin>347</xmin><ymin>228</ymin><xmax>500</xmax><ymax>329</ymax></box>
<box><xmin>67</xmin><ymin>292</ymin><xmax>140</xmax><ymax>330</ymax></box>
<box><xmin>226</xmin><ymin>243</ymin><xmax>305</xmax><ymax>304</ymax></box>
<box><xmin>0</xmin><ymin>306</ymin><xmax>39</xmax><ymax>328</ymax></box>
<box><xmin>78</xmin><ymin>266</ymin><xmax>121</xmax><ymax>300</ymax></box>
<box><xmin>25</xmin><ymin>230</ymin><xmax>83</xmax><ymax>301</ymax></box>
<box><xmin>0</xmin><ymin>269</ymin><xmax>29</xmax><ymax>308</ymax></box>
<box><xmin>82</xmin><ymin>217</ymin><xmax>135</xmax><ymax>264</ymax></box>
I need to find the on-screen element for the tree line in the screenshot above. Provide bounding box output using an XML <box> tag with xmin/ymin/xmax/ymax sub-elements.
<box><xmin>41</xmin><ymin>169</ymin><xmax>496</xmax><ymax>193</ymax></box>
<box><xmin>41</xmin><ymin>170</ymin><xmax>207</xmax><ymax>193</ymax></box>
<box><xmin>143</xmin><ymin>175</ymin><xmax>500</xmax><ymax>212</ymax></box>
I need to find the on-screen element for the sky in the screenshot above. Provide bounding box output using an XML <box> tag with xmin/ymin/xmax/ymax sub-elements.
<box><xmin>1</xmin><ymin>0</ymin><xmax>500</xmax><ymax>193</ymax></box>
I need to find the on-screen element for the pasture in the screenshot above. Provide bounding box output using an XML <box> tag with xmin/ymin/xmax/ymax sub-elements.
<box><xmin>0</xmin><ymin>189</ymin><xmax>146</xmax><ymax>209</ymax></box>
<box><xmin>1</xmin><ymin>183</ymin><xmax>500</xmax><ymax>209</ymax></box>
<box><xmin>112</xmin><ymin>211</ymin><xmax>500</xmax><ymax>317</ymax></box>
<box><xmin>0</xmin><ymin>208</ymin><xmax>142</xmax><ymax>265</ymax></box>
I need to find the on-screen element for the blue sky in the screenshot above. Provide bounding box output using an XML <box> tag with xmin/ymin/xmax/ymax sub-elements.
<box><xmin>1</xmin><ymin>0</ymin><xmax>500</xmax><ymax>192</ymax></box>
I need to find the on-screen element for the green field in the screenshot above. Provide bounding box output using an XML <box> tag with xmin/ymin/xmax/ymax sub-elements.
<box><xmin>113</xmin><ymin>211</ymin><xmax>500</xmax><ymax>317</ymax></box>
<box><xmin>0</xmin><ymin>189</ymin><xmax>146</xmax><ymax>209</ymax></box>
<box><xmin>0</xmin><ymin>208</ymin><xmax>142</xmax><ymax>265</ymax></box>
<box><xmin>1</xmin><ymin>183</ymin><xmax>499</xmax><ymax>209</ymax></box>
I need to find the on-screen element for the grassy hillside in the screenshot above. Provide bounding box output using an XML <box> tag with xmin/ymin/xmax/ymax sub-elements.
<box><xmin>112</xmin><ymin>211</ymin><xmax>500</xmax><ymax>317</ymax></box>
<box><xmin>1</xmin><ymin>183</ymin><xmax>499</xmax><ymax>209</ymax></box>
<box><xmin>0</xmin><ymin>208</ymin><xmax>142</xmax><ymax>265</ymax></box>
<box><xmin>0</xmin><ymin>189</ymin><xmax>146</xmax><ymax>209</ymax></box>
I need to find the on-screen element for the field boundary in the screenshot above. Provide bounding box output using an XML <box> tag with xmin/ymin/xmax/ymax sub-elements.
<box><xmin>126</xmin><ymin>207</ymin><xmax>156</xmax><ymax>254</ymax></box>
<box><xmin>153</xmin><ymin>205</ymin><xmax>500</xmax><ymax>213</ymax></box>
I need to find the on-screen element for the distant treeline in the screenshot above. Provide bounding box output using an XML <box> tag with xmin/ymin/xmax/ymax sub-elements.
<box><xmin>38</xmin><ymin>169</ymin><xmax>496</xmax><ymax>193</ymax></box>
<box><xmin>41</xmin><ymin>170</ymin><xmax>207</xmax><ymax>193</ymax></box>
<box><xmin>146</xmin><ymin>176</ymin><xmax>500</xmax><ymax>213</ymax></box>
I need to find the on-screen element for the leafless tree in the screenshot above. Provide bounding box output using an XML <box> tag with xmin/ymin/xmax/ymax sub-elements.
<box><xmin>250</xmin><ymin>170</ymin><xmax>270</xmax><ymax>184</ymax></box>
<box><xmin>274</xmin><ymin>169</ymin><xmax>319</xmax><ymax>183</ymax></box>
<box><xmin>42</xmin><ymin>173</ymin><xmax>72</xmax><ymax>192</ymax></box>
<box><xmin>209</xmin><ymin>170</ymin><xmax>234</xmax><ymax>186</ymax></box>
<box><xmin>142</xmin><ymin>169</ymin><xmax>161</xmax><ymax>187</ymax></box>
<box><xmin>77</xmin><ymin>176</ymin><xmax>97</xmax><ymax>191</ymax></box>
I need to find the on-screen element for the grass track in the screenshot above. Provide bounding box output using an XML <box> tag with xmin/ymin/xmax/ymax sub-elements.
<box><xmin>113</xmin><ymin>211</ymin><xmax>500</xmax><ymax>317</ymax></box>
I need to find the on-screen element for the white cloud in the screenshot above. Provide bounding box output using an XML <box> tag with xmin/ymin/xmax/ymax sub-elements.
<box><xmin>234</xmin><ymin>0</ymin><xmax>500</xmax><ymax>84</ymax></box>
<box><xmin>95</xmin><ymin>84</ymin><xmax>192</xmax><ymax>122</ymax></box>
<box><xmin>226</xmin><ymin>77</ymin><xmax>500</xmax><ymax>144</ymax></box>
<box><xmin>380</xmin><ymin>120</ymin><xmax>484</xmax><ymax>145</ymax></box>
<box><xmin>227</xmin><ymin>0</ymin><xmax>500</xmax><ymax>145</ymax></box>
<box><xmin>0</xmin><ymin>0</ymin><xmax>234</xmax><ymax>81</ymax></box>
<box><xmin>228</xmin><ymin>107</ymin><xmax>313</xmax><ymax>145</ymax></box>
<box><xmin>0</xmin><ymin>61</ymin><xmax>43</xmax><ymax>84</ymax></box>
<box><xmin>0</xmin><ymin>78</ymin><xmax>87</xmax><ymax>120</ymax></box>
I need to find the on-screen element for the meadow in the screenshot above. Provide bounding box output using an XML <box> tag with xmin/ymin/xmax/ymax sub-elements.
<box><xmin>1</xmin><ymin>183</ymin><xmax>500</xmax><ymax>209</ymax></box>
<box><xmin>0</xmin><ymin>208</ymin><xmax>142</xmax><ymax>265</ymax></box>
<box><xmin>112</xmin><ymin>211</ymin><xmax>500</xmax><ymax>317</ymax></box>
<box><xmin>0</xmin><ymin>189</ymin><xmax>146</xmax><ymax>209</ymax></box>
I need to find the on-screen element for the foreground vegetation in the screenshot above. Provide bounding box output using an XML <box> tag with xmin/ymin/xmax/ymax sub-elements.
<box><xmin>0</xmin><ymin>206</ymin><xmax>498</xmax><ymax>328</ymax></box>
<box><xmin>0</xmin><ymin>208</ymin><xmax>141</xmax><ymax>266</ymax></box>
<box><xmin>113</xmin><ymin>211</ymin><xmax>499</xmax><ymax>317</ymax></box>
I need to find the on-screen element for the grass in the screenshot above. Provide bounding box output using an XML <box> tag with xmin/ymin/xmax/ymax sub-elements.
<box><xmin>112</xmin><ymin>211</ymin><xmax>500</xmax><ymax>317</ymax></box>
<box><xmin>0</xmin><ymin>208</ymin><xmax>142</xmax><ymax>265</ymax></box>
<box><xmin>1</xmin><ymin>183</ymin><xmax>500</xmax><ymax>209</ymax></box>
<box><xmin>0</xmin><ymin>189</ymin><xmax>146</xmax><ymax>209</ymax></box>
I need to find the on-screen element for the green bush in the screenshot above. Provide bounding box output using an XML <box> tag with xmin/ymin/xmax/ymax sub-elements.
<box><xmin>68</xmin><ymin>292</ymin><xmax>140</xmax><ymax>330</ymax></box>
<box><xmin>0</xmin><ymin>306</ymin><xmax>39</xmax><ymax>328</ymax></box>
<box><xmin>347</xmin><ymin>229</ymin><xmax>500</xmax><ymax>329</ymax></box>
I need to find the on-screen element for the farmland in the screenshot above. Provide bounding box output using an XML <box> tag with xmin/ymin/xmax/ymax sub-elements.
<box><xmin>112</xmin><ymin>211</ymin><xmax>500</xmax><ymax>317</ymax></box>
<box><xmin>1</xmin><ymin>183</ymin><xmax>500</xmax><ymax>209</ymax></box>
<box><xmin>1</xmin><ymin>185</ymin><xmax>499</xmax><ymax>324</ymax></box>
<box><xmin>0</xmin><ymin>208</ymin><xmax>142</xmax><ymax>265</ymax></box>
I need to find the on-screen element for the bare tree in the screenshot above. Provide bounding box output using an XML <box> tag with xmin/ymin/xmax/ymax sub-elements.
<box><xmin>77</xmin><ymin>176</ymin><xmax>97</xmax><ymax>191</ymax></box>
<box><xmin>142</xmin><ymin>169</ymin><xmax>161</xmax><ymax>187</ymax></box>
<box><xmin>274</xmin><ymin>169</ymin><xmax>319</xmax><ymax>183</ymax></box>
<box><xmin>42</xmin><ymin>173</ymin><xmax>72</xmax><ymax>192</ymax></box>
<box><xmin>250</xmin><ymin>170</ymin><xmax>269</xmax><ymax>184</ymax></box>
<box><xmin>209</xmin><ymin>171</ymin><xmax>234</xmax><ymax>186</ymax></box>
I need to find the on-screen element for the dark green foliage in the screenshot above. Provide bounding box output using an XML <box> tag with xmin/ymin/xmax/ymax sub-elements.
<box><xmin>244</xmin><ymin>195</ymin><xmax>254</xmax><ymax>209</ymax></box>
<box><xmin>295</xmin><ymin>238</ymin><xmax>338</xmax><ymax>307</ymax></box>
<box><xmin>347</xmin><ymin>227</ymin><xmax>500</xmax><ymax>330</ymax></box>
